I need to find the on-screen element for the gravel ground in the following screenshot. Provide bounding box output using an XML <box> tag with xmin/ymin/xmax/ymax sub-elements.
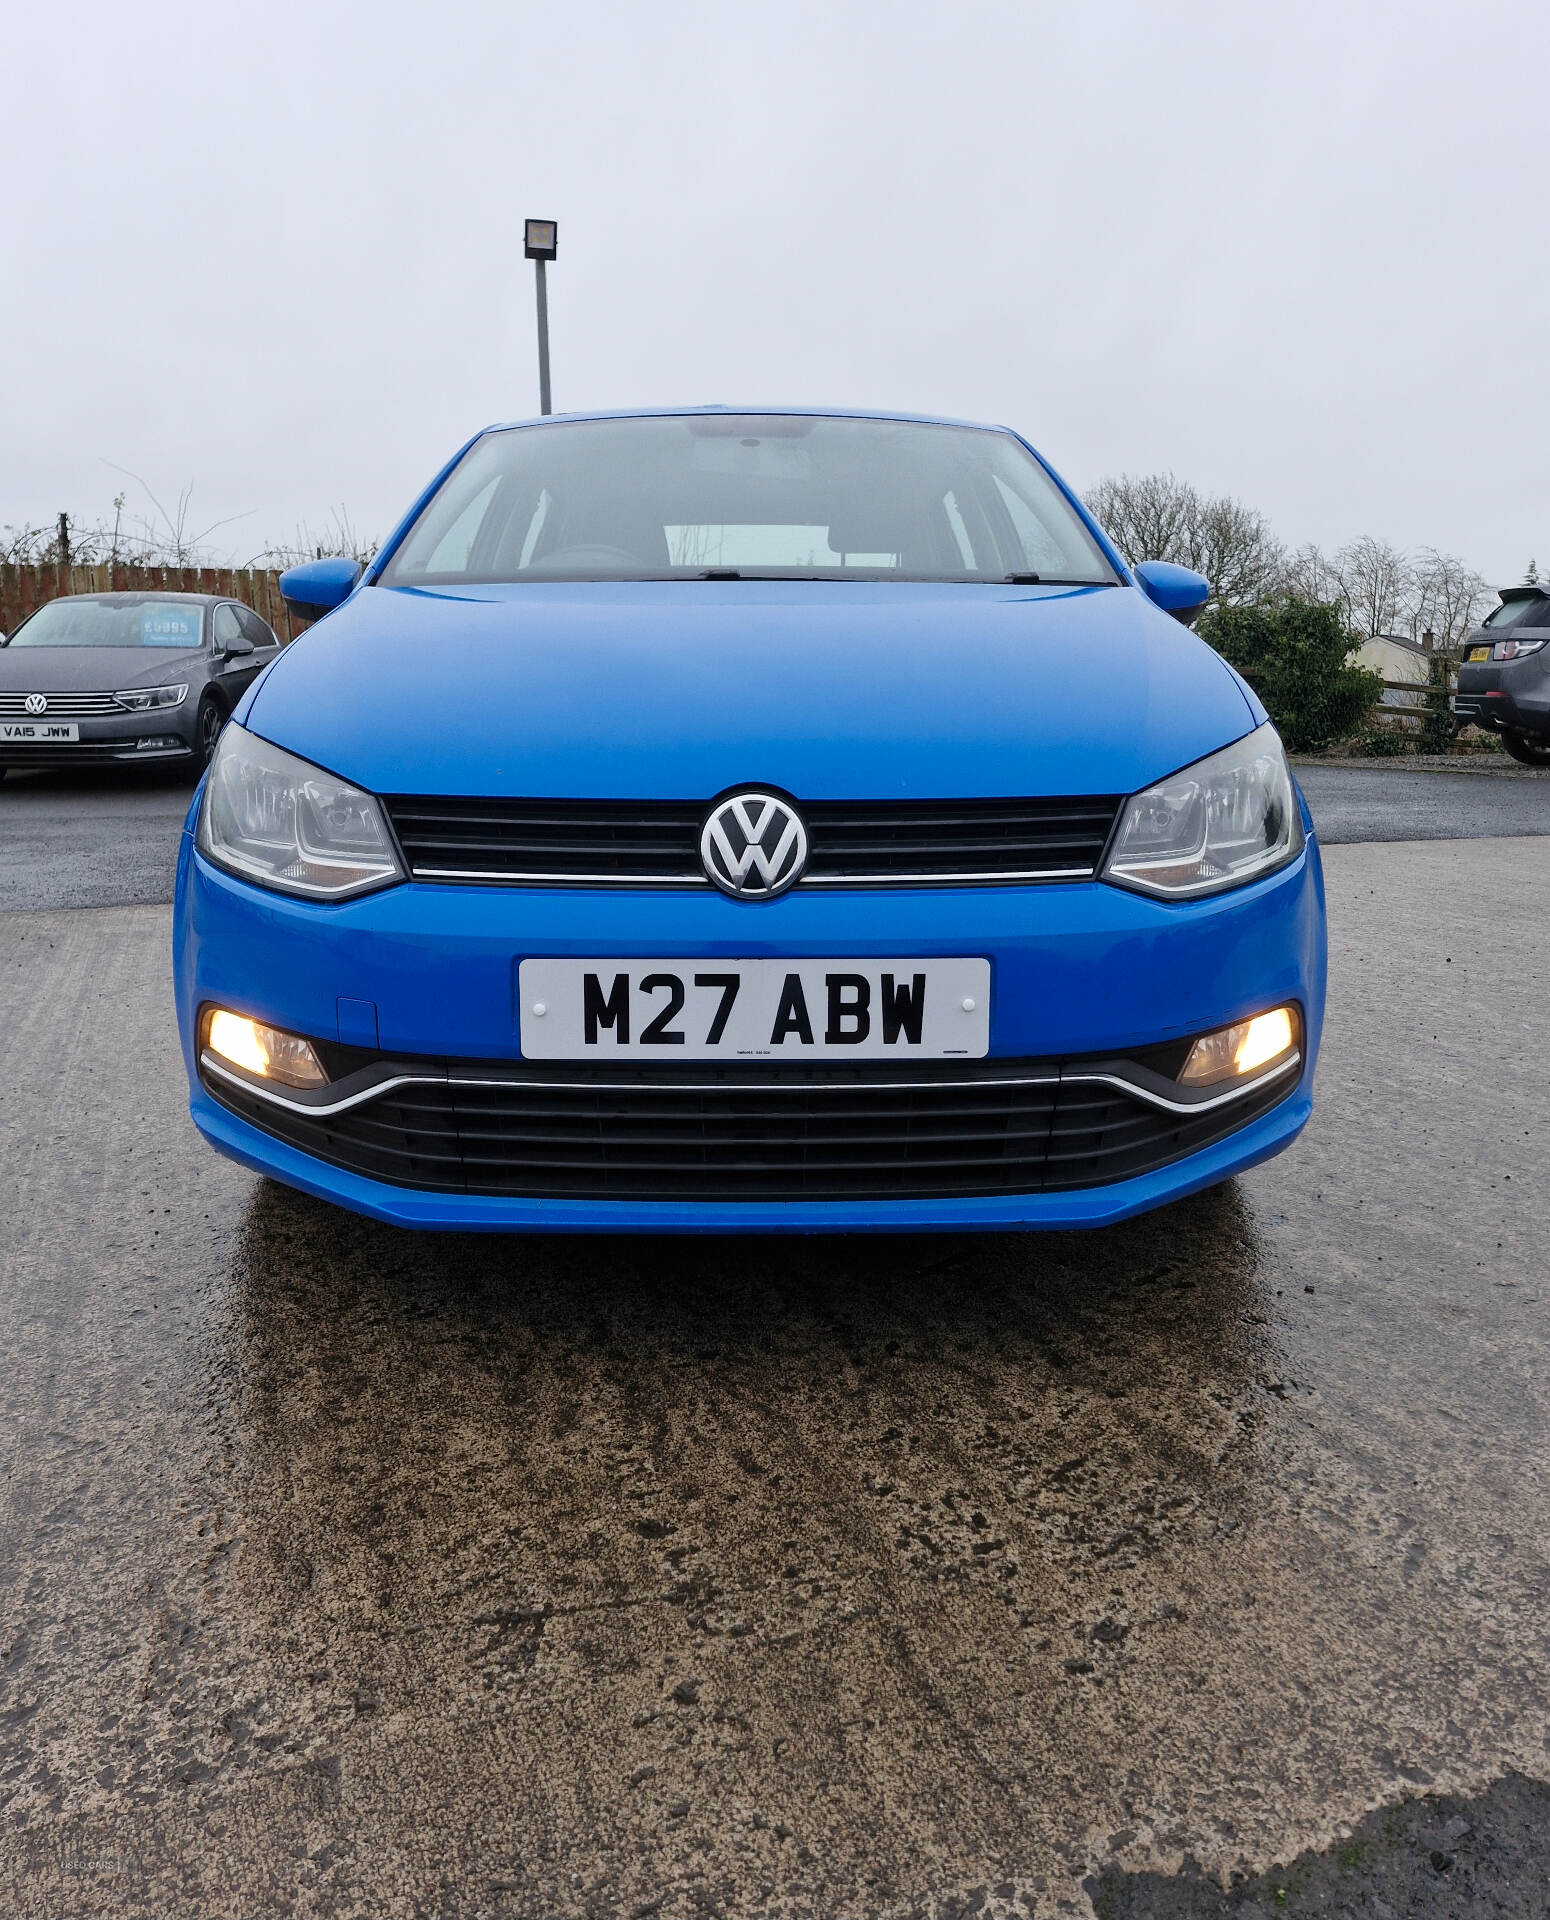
<box><xmin>2</xmin><ymin>838</ymin><xmax>1548</xmax><ymax>1916</ymax></box>
<box><xmin>1322</xmin><ymin>751</ymin><xmax>1550</xmax><ymax>775</ymax></box>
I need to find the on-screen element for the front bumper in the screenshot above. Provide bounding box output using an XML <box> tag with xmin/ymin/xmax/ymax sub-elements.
<box><xmin>0</xmin><ymin>707</ymin><xmax>197</xmax><ymax>767</ymax></box>
<box><xmin>174</xmin><ymin>830</ymin><xmax>1327</xmax><ymax>1231</ymax></box>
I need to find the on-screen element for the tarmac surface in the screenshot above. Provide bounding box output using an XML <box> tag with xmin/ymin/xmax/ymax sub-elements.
<box><xmin>1291</xmin><ymin>758</ymin><xmax>1550</xmax><ymax>845</ymax></box>
<box><xmin>2</xmin><ymin>835</ymin><xmax>1548</xmax><ymax>1917</ymax></box>
<box><xmin>0</xmin><ymin>770</ymin><xmax>191</xmax><ymax>911</ymax></box>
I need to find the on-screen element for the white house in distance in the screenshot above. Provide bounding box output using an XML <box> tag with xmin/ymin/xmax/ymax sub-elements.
<box><xmin>1351</xmin><ymin>632</ymin><xmax>1434</xmax><ymax>709</ymax></box>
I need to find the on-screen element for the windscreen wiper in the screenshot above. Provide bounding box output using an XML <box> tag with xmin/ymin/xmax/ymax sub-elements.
<box><xmin>1001</xmin><ymin>574</ymin><xmax>1114</xmax><ymax>587</ymax></box>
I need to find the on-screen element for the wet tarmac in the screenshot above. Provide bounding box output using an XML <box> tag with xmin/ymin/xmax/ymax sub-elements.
<box><xmin>2</xmin><ymin>838</ymin><xmax>1548</xmax><ymax>1917</ymax></box>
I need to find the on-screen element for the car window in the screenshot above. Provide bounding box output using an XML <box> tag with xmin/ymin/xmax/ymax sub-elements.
<box><xmin>235</xmin><ymin>604</ymin><xmax>277</xmax><ymax>648</ymax></box>
<box><xmin>1483</xmin><ymin>595</ymin><xmax>1550</xmax><ymax>631</ymax></box>
<box><xmin>212</xmin><ymin>605</ymin><xmax>244</xmax><ymax>649</ymax></box>
<box><xmin>5</xmin><ymin>598</ymin><xmax>205</xmax><ymax>648</ymax></box>
<box><xmin>379</xmin><ymin>415</ymin><xmax>1119</xmax><ymax>587</ymax></box>
<box><xmin>426</xmin><ymin>475</ymin><xmax>503</xmax><ymax>572</ymax></box>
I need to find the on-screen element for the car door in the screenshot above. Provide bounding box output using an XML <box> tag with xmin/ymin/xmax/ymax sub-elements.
<box><xmin>211</xmin><ymin>602</ymin><xmax>262</xmax><ymax>701</ymax></box>
<box><xmin>236</xmin><ymin>603</ymin><xmax>283</xmax><ymax>669</ymax></box>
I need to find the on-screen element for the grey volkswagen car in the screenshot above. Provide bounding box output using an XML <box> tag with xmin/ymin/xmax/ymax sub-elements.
<box><xmin>0</xmin><ymin>592</ymin><xmax>282</xmax><ymax>776</ymax></box>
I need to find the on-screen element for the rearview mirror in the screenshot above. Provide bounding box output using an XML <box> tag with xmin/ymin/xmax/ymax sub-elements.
<box><xmin>1134</xmin><ymin>561</ymin><xmax>1211</xmax><ymax>626</ymax></box>
<box><xmin>279</xmin><ymin>556</ymin><xmax>363</xmax><ymax>615</ymax></box>
<box><xmin>223</xmin><ymin>633</ymin><xmax>254</xmax><ymax>658</ymax></box>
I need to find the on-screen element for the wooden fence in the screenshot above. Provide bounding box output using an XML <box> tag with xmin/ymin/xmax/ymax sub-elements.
<box><xmin>1368</xmin><ymin>670</ymin><xmax>1456</xmax><ymax>733</ymax></box>
<box><xmin>0</xmin><ymin>563</ymin><xmax>298</xmax><ymax>641</ymax></box>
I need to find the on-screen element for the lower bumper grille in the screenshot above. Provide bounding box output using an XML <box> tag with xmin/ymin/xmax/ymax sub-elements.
<box><xmin>0</xmin><ymin>737</ymin><xmax>188</xmax><ymax>763</ymax></box>
<box><xmin>203</xmin><ymin>1056</ymin><xmax>1294</xmax><ymax>1202</ymax></box>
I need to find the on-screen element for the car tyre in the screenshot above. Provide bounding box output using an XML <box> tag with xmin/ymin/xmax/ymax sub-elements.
<box><xmin>1501</xmin><ymin>729</ymin><xmax>1550</xmax><ymax>768</ymax></box>
<box><xmin>189</xmin><ymin>693</ymin><xmax>227</xmax><ymax>781</ymax></box>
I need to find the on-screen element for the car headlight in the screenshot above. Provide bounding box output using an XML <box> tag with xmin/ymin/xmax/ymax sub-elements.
<box><xmin>197</xmin><ymin>722</ymin><xmax>404</xmax><ymax>899</ymax></box>
<box><xmin>115</xmin><ymin>682</ymin><xmax>188</xmax><ymax>710</ymax></box>
<box><xmin>1103</xmin><ymin>721</ymin><xmax>1304</xmax><ymax>899</ymax></box>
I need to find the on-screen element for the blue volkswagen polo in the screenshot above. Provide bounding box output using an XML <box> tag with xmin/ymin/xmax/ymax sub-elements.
<box><xmin>174</xmin><ymin>408</ymin><xmax>1324</xmax><ymax>1232</ymax></box>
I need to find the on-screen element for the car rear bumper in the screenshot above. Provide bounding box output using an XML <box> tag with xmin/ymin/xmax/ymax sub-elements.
<box><xmin>1454</xmin><ymin>662</ymin><xmax>1550</xmax><ymax>735</ymax></box>
<box><xmin>175</xmin><ymin>828</ymin><xmax>1327</xmax><ymax>1231</ymax></box>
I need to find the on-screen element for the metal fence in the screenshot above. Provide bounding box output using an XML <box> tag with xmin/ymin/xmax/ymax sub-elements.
<box><xmin>0</xmin><ymin>564</ymin><xmax>295</xmax><ymax>640</ymax></box>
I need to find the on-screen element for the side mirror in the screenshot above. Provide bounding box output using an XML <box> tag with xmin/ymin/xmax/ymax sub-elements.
<box><xmin>279</xmin><ymin>556</ymin><xmax>363</xmax><ymax>616</ymax></box>
<box><xmin>224</xmin><ymin>633</ymin><xmax>254</xmax><ymax>658</ymax></box>
<box><xmin>1134</xmin><ymin>561</ymin><xmax>1211</xmax><ymax>627</ymax></box>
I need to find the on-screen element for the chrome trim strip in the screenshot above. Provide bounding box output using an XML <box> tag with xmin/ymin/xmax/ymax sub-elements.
<box><xmin>0</xmin><ymin>691</ymin><xmax>128</xmax><ymax>716</ymax></box>
<box><xmin>441</xmin><ymin>1072</ymin><xmax>1063</xmax><ymax>1094</ymax></box>
<box><xmin>1060</xmin><ymin>1051</ymin><xmax>1300</xmax><ymax>1115</ymax></box>
<box><xmin>411</xmin><ymin>866</ymin><xmax>1094</xmax><ymax>888</ymax></box>
<box><xmin>415</xmin><ymin>868</ymin><xmax>707</xmax><ymax>886</ymax></box>
<box><xmin>201</xmin><ymin>1053</ymin><xmax>439</xmax><ymax>1117</ymax></box>
<box><xmin>202</xmin><ymin>1048</ymin><xmax>1299</xmax><ymax>1122</ymax></box>
<box><xmin>803</xmin><ymin>867</ymin><xmax>1094</xmax><ymax>885</ymax></box>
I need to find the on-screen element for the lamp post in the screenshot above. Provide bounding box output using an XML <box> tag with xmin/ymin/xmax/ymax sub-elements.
<box><xmin>524</xmin><ymin>218</ymin><xmax>558</xmax><ymax>415</ymax></box>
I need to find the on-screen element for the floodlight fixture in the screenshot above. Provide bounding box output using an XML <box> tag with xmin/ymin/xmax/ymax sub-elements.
<box><xmin>524</xmin><ymin>218</ymin><xmax>558</xmax><ymax>413</ymax></box>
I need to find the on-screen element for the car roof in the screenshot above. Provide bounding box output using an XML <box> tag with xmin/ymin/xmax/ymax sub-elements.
<box><xmin>1495</xmin><ymin>585</ymin><xmax>1550</xmax><ymax>604</ymax></box>
<box><xmin>44</xmin><ymin>591</ymin><xmax>225</xmax><ymax>606</ymax></box>
<box><xmin>479</xmin><ymin>404</ymin><xmax>1013</xmax><ymax>436</ymax></box>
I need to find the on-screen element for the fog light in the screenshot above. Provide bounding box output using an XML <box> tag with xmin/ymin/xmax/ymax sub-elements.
<box><xmin>206</xmin><ymin>1009</ymin><xmax>328</xmax><ymax>1089</ymax></box>
<box><xmin>1179</xmin><ymin>1006</ymin><xmax>1298</xmax><ymax>1087</ymax></box>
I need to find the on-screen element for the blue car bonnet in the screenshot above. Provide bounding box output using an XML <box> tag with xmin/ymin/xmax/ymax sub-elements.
<box><xmin>244</xmin><ymin>578</ymin><xmax>1255</xmax><ymax>800</ymax></box>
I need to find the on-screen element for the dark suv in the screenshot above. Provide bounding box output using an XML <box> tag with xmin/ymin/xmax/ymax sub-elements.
<box><xmin>1453</xmin><ymin>586</ymin><xmax>1550</xmax><ymax>765</ymax></box>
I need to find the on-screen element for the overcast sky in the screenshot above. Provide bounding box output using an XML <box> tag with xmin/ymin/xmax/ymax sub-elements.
<box><xmin>4</xmin><ymin>0</ymin><xmax>1546</xmax><ymax>581</ymax></box>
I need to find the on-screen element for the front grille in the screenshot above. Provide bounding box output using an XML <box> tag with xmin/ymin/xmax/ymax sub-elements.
<box><xmin>204</xmin><ymin>1056</ymin><xmax>1292</xmax><ymax>1202</ymax></box>
<box><xmin>383</xmin><ymin>795</ymin><xmax>1122</xmax><ymax>888</ymax></box>
<box><xmin>0</xmin><ymin>691</ymin><xmax>126</xmax><ymax>717</ymax></box>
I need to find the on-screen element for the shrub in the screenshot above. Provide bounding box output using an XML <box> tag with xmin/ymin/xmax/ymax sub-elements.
<box><xmin>1418</xmin><ymin>652</ymin><xmax>1454</xmax><ymax>754</ymax></box>
<box><xmin>1196</xmin><ymin>598</ymin><xmax>1380</xmax><ymax>753</ymax></box>
<box><xmin>1357</xmin><ymin>725</ymin><xmax>1413</xmax><ymax>756</ymax></box>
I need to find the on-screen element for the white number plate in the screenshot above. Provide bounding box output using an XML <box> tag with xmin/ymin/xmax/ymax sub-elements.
<box><xmin>519</xmin><ymin>957</ymin><xmax>990</xmax><ymax>1060</ymax></box>
<box><xmin>1</xmin><ymin>721</ymin><xmax>79</xmax><ymax>741</ymax></box>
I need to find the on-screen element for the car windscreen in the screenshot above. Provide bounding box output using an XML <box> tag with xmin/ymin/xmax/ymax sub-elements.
<box><xmin>1482</xmin><ymin>594</ymin><xmax>1550</xmax><ymax>631</ymax></box>
<box><xmin>6</xmin><ymin>599</ymin><xmax>205</xmax><ymax>648</ymax></box>
<box><xmin>378</xmin><ymin>415</ymin><xmax>1118</xmax><ymax>586</ymax></box>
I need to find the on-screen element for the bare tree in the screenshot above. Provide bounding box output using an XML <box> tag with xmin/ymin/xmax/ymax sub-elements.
<box><xmin>252</xmin><ymin>507</ymin><xmax>379</xmax><ymax>569</ymax></box>
<box><xmin>2</xmin><ymin>503</ymin><xmax>152</xmax><ymax>567</ymax></box>
<box><xmin>1334</xmin><ymin>535</ymin><xmax>1411</xmax><ymax>639</ymax></box>
<box><xmin>1284</xmin><ymin>542</ymin><xmax>1346</xmax><ymax>615</ymax></box>
<box><xmin>1084</xmin><ymin>472</ymin><xmax>1195</xmax><ymax>572</ymax></box>
<box><xmin>1083</xmin><ymin>472</ymin><xmax>1285</xmax><ymax>606</ymax></box>
<box><xmin>100</xmin><ymin>465</ymin><xmax>252</xmax><ymax>566</ymax></box>
<box><xmin>1410</xmin><ymin>548</ymin><xmax>1488</xmax><ymax>649</ymax></box>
